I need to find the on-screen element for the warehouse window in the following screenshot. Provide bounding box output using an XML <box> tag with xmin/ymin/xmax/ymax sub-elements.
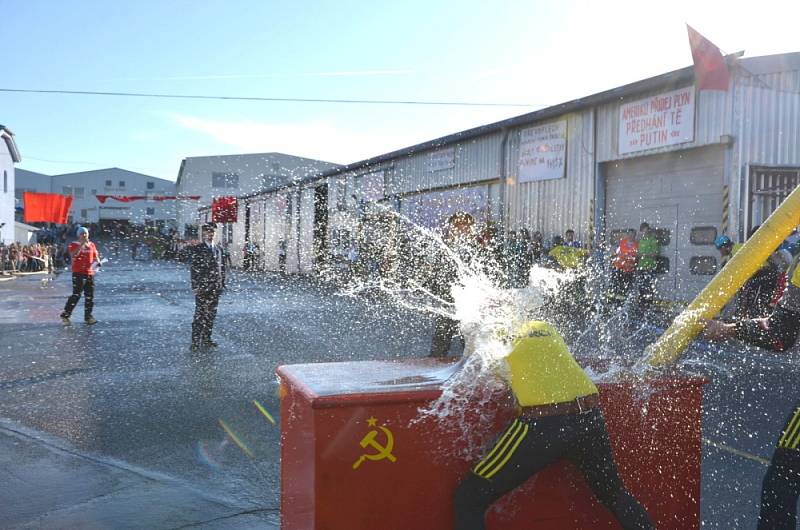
<box><xmin>652</xmin><ymin>228</ymin><xmax>671</xmax><ymax>246</ymax></box>
<box><xmin>73</xmin><ymin>187</ymin><xmax>85</xmax><ymax>199</ymax></box>
<box><xmin>63</xmin><ymin>186</ymin><xmax>73</xmax><ymax>195</ymax></box>
<box><xmin>690</xmin><ymin>256</ymin><xmax>717</xmax><ymax>275</ymax></box>
<box><xmin>654</xmin><ymin>256</ymin><xmax>670</xmax><ymax>274</ymax></box>
<box><xmin>119</xmin><ymin>180</ymin><xmax>126</xmax><ymax>188</ymax></box>
<box><xmin>91</xmin><ymin>189</ymin><xmax>97</xmax><ymax>196</ymax></box>
<box><xmin>691</xmin><ymin>226</ymin><xmax>717</xmax><ymax>245</ymax></box>
<box><xmin>147</xmin><ymin>181</ymin><xmax>155</xmax><ymax>190</ymax></box>
<box><xmin>80</xmin><ymin>209</ymin><xmax>87</xmax><ymax>219</ymax></box>
<box><xmin>212</xmin><ymin>172</ymin><xmax>239</xmax><ymax>188</ymax></box>
<box><xmin>146</xmin><ymin>207</ymin><xmax>155</xmax><ymax>215</ymax></box>
<box><xmin>105</xmin><ymin>180</ymin><xmax>112</xmax><ymax>187</ymax></box>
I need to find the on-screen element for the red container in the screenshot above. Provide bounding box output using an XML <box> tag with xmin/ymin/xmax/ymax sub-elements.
<box><xmin>277</xmin><ymin>359</ymin><xmax>706</xmax><ymax>530</ymax></box>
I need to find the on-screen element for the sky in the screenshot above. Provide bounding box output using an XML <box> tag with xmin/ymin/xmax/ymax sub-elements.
<box><xmin>2</xmin><ymin>0</ymin><xmax>799</xmax><ymax>182</ymax></box>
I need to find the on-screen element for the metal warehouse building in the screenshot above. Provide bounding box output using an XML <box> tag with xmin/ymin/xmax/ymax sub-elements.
<box><xmin>221</xmin><ymin>51</ymin><xmax>800</xmax><ymax>303</ymax></box>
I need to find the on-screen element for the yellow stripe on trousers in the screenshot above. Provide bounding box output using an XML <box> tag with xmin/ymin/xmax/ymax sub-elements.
<box><xmin>778</xmin><ymin>408</ymin><xmax>800</xmax><ymax>449</ymax></box>
<box><xmin>473</xmin><ymin>420</ymin><xmax>522</xmax><ymax>477</ymax></box>
<box><xmin>786</xmin><ymin>412</ymin><xmax>800</xmax><ymax>450</ymax></box>
<box><xmin>482</xmin><ymin>423</ymin><xmax>529</xmax><ymax>479</ymax></box>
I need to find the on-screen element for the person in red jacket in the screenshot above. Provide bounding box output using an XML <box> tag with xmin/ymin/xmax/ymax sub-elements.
<box><xmin>60</xmin><ymin>226</ymin><xmax>102</xmax><ymax>325</ymax></box>
<box><xmin>608</xmin><ymin>229</ymin><xmax>638</xmax><ymax>303</ymax></box>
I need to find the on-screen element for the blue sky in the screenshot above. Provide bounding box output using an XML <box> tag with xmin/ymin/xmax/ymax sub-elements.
<box><xmin>3</xmin><ymin>0</ymin><xmax>799</xmax><ymax>181</ymax></box>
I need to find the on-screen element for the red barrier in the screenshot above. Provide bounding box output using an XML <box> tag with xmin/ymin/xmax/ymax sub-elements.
<box><xmin>277</xmin><ymin>359</ymin><xmax>706</xmax><ymax>530</ymax></box>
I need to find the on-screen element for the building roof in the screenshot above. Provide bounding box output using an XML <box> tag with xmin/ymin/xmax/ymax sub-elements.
<box><xmin>51</xmin><ymin>167</ymin><xmax>172</xmax><ymax>184</ymax></box>
<box><xmin>14</xmin><ymin>221</ymin><xmax>40</xmax><ymax>232</ymax></box>
<box><xmin>16</xmin><ymin>168</ymin><xmax>51</xmax><ymax>179</ymax></box>
<box><xmin>0</xmin><ymin>125</ymin><xmax>21</xmax><ymax>163</ymax></box>
<box><xmin>175</xmin><ymin>151</ymin><xmax>341</xmax><ymax>188</ymax></box>
<box><xmin>242</xmin><ymin>51</ymin><xmax>799</xmax><ymax>201</ymax></box>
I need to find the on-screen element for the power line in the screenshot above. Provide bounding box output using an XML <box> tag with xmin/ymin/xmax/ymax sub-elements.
<box><xmin>0</xmin><ymin>87</ymin><xmax>544</xmax><ymax>108</ymax></box>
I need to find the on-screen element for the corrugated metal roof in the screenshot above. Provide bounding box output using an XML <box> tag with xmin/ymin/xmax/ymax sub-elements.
<box><xmin>240</xmin><ymin>51</ymin><xmax>799</xmax><ymax>200</ymax></box>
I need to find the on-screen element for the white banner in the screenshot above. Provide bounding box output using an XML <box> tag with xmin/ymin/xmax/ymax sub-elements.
<box><xmin>518</xmin><ymin>121</ymin><xmax>567</xmax><ymax>183</ymax></box>
<box><xmin>428</xmin><ymin>147</ymin><xmax>455</xmax><ymax>172</ymax></box>
<box><xmin>619</xmin><ymin>86</ymin><xmax>695</xmax><ymax>155</ymax></box>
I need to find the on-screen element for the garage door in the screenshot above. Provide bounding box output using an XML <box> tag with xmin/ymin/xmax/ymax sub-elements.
<box><xmin>604</xmin><ymin>146</ymin><xmax>725</xmax><ymax>302</ymax></box>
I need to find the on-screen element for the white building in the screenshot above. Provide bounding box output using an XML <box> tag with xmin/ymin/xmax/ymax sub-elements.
<box><xmin>0</xmin><ymin>126</ymin><xmax>22</xmax><ymax>245</ymax></box>
<box><xmin>16</xmin><ymin>168</ymin><xmax>177</xmax><ymax>229</ymax></box>
<box><xmin>175</xmin><ymin>152</ymin><xmax>340</xmax><ymax>235</ymax></box>
<box><xmin>224</xmin><ymin>51</ymin><xmax>800</xmax><ymax>304</ymax></box>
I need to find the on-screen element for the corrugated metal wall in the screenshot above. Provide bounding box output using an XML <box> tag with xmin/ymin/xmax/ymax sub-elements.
<box><xmin>505</xmin><ymin>111</ymin><xmax>595</xmax><ymax>243</ymax></box>
<box><xmin>596</xmin><ymin>86</ymin><xmax>730</xmax><ymax>163</ymax></box>
<box><xmin>387</xmin><ymin>133</ymin><xmax>503</xmax><ymax>195</ymax></box>
<box><xmin>298</xmin><ymin>187</ymin><xmax>316</xmax><ymax>273</ymax></box>
<box><xmin>229</xmin><ymin>201</ymin><xmax>247</xmax><ymax>267</ymax></box>
<box><xmin>732</xmin><ymin>68</ymin><xmax>800</xmax><ymax>235</ymax></box>
<box><xmin>736</xmin><ymin>69</ymin><xmax>800</xmax><ymax>167</ymax></box>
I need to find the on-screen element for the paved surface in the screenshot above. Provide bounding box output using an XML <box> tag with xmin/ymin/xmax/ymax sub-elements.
<box><xmin>0</xmin><ymin>252</ymin><xmax>798</xmax><ymax>528</ymax></box>
<box><xmin>0</xmin><ymin>255</ymin><xmax>430</xmax><ymax>529</ymax></box>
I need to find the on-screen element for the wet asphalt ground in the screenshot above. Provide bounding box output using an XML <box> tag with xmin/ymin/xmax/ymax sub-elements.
<box><xmin>0</xmin><ymin>252</ymin><xmax>798</xmax><ymax>529</ymax></box>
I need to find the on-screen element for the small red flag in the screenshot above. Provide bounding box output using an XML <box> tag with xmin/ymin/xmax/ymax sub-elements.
<box><xmin>687</xmin><ymin>25</ymin><xmax>730</xmax><ymax>91</ymax></box>
<box><xmin>23</xmin><ymin>192</ymin><xmax>73</xmax><ymax>224</ymax></box>
<box><xmin>212</xmin><ymin>196</ymin><xmax>238</xmax><ymax>223</ymax></box>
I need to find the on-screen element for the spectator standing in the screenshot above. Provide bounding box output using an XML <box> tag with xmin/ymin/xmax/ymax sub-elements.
<box><xmin>564</xmin><ymin>229</ymin><xmax>582</xmax><ymax>248</ymax></box>
<box><xmin>517</xmin><ymin>228</ymin><xmax>534</xmax><ymax>286</ymax></box>
<box><xmin>635</xmin><ymin>222</ymin><xmax>661</xmax><ymax>312</ymax></box>
<box><xmin>548</xmin><ymin>235</ymin><xmax>588</xmax><ymax>270</ymax></box>
<box><xmin>609</xmin><ymin>229</ymin><xmax>638</xmax><ymax>302</ymax></box>
<box><xmin>427</xmin><ymin>212</ymin><xmax>478</xmax><ymax>357</ymax></box>
<box><xmin>530</xmin><ymin>231</ymin><xmax>544</xmax><ymax>264</ymax></box>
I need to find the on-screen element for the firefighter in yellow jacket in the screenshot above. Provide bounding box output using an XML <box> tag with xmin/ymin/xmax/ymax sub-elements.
<box><xmin>453</xmin><ymin>321</ymin><xmax>653</xmax><ymax>530</ymax></box>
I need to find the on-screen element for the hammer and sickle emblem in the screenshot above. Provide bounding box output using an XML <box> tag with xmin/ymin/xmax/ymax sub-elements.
<box><xmin>352</xmin><ymin>417</ymin><xmax>397</xmax><ymax>470</ymax></box>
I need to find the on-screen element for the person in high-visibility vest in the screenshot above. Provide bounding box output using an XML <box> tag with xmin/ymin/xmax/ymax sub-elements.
<box><xmin>635</xmin><ymin>222</ymin><xmax>660</xmax><ymax>312</ymax></box>
<box><xmin>608</xmin><ymin>229</ymin><xmax>638</xmax><ymax>302</ymax></box>
<box><xmin>453</xmin><ymin>321</ymin><xmax>654</xmax><ymax>530</ymax></box>
<box><xmin>704</xmin><ymin>253</ymin><xmax>800</xmax><ymax>528</ymax></box>
<box><xmin>548</xmin><ymin>236</ymin><xmax>589</xmax><ymax>270</ymax></box>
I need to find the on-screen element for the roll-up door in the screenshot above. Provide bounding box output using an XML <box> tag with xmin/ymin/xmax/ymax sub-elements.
<box><xmin>604</xmin><ymin>146</ymin><xmax>725</xmax><ymax>302</ymax></box>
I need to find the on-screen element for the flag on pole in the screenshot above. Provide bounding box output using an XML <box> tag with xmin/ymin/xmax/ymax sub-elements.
<box><xmin>23</xmin><ymin>192</ymin><xmax>73</xmax><ymax>224</ymax></box>
<box><xmin>687</xmin><ymin>25</ymin><xmax>730</xmax><ymax>91</ymax></box>
<box><xmin>212</xmin><ymin>196</ymin><xmax>238</xmax><ymax>223</ymax></box>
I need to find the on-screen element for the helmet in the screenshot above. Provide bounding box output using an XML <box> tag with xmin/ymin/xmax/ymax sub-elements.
<box><xmin>714</xmin><ymin>235</ymin><xmax>732</xmax><ymax>249</ymax></box>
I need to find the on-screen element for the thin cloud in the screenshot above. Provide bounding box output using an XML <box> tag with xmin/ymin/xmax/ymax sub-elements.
<box><xmin>168</xmin><ymin>112</ymin><xmax>422</xmax><ymax>164</ymax></box>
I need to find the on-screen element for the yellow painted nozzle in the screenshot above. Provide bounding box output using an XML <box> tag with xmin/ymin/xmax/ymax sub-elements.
<box><xmin>646</xmin><ymin>184</ymin><xmax>800</xmax><ymax>368</ymax></box>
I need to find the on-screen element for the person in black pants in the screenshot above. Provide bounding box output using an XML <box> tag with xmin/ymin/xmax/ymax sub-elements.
<box><xmin>190</xmin><ymin>223</ymin><xmax>226</xmax><ymax>351</ymax></box>
<box><xmin>705</xmin><ymin>253</ymin><xmax>800</xmax><ymax>528</ymax></box>
<box><xmin>60</xmin><ymin>226</ymin><xmax>102</xmax><ymax>325</ymax></box>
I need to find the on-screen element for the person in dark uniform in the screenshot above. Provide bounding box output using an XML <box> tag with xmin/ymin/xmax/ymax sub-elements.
<box><xmin>704</xmin><ymin>253</ymin><xmax>800</xmax><ymax>528</ymax></box>
<box><xmin>453</xmin><ymin>321</ymin><xmax>654</xmax><ymax>530</ymax></box>
<box><xmin>190</xmin><ymin>223</ymin><xmax>226</xmax><ymax>351</ymax></box>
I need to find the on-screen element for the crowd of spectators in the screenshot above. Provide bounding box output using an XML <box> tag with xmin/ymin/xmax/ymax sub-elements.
<box><xmin>0</xmin><ymin>242</ymin><xmax>67</xmax><ymax>274</ymax></box>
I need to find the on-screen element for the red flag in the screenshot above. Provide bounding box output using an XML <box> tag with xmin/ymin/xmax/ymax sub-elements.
<box><xmin>23</xmin><ymin>192</ymin><xmax>73</xmax><ymax>224</ymax></box>
<box><xmin>687</xmin><ymin>25</ymin><xmax>730</xmax><ymax>90</ymax></box>
<box><xmin>212</xmin><ymin>196</ymin><xmax>238</xmax><ymax>223</ymax></box>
